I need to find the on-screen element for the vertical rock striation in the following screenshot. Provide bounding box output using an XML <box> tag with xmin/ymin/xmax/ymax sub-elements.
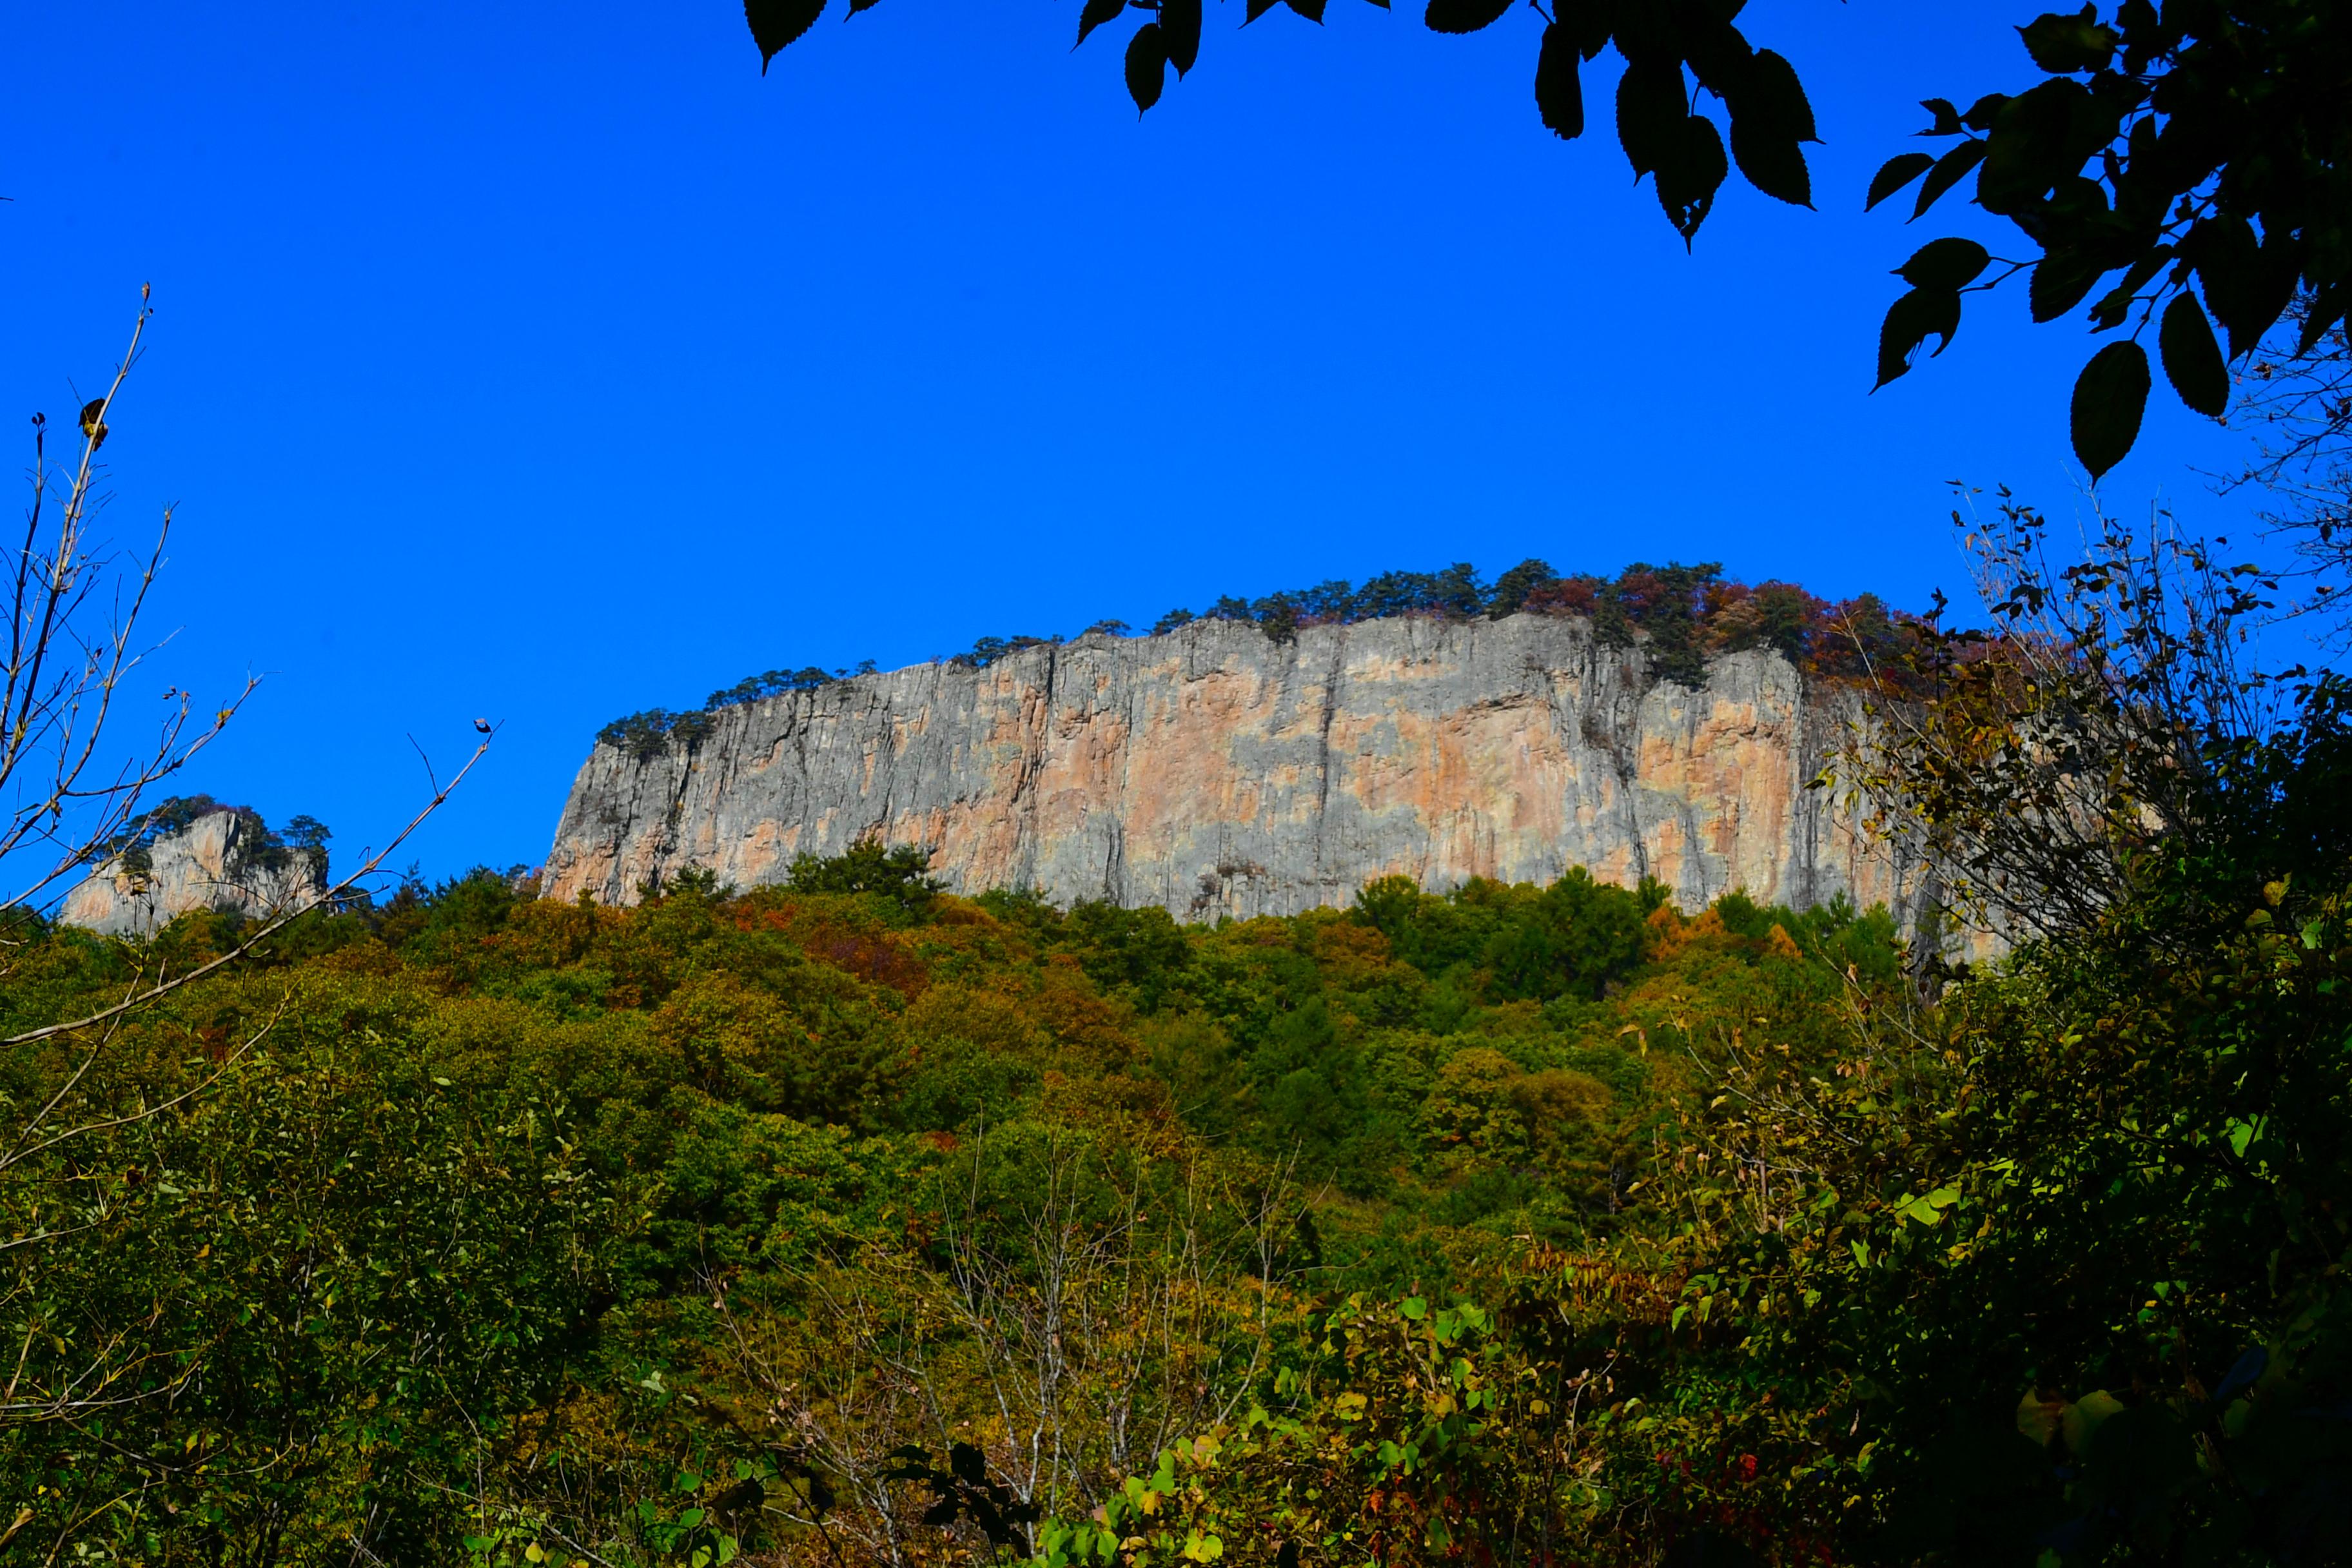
<box><xmin>541</xmin><ymin>614</ymin><xmax>1933</xmax><ymax>926</ymax></box>
<box><xmin>60</xmin><ymin>809</ymin><xmax>328</xmax><ymax>937</ymax></box>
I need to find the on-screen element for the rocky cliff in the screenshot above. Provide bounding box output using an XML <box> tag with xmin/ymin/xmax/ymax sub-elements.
<box><xmin>542</xmin><ymin>614</ymin><xmax>1939</xmax><ymax>928</ymax></box>
<box><xmin>61</xmin><ymin>809</ymin><xmax>328</xmax><ymax>937</ymax></box>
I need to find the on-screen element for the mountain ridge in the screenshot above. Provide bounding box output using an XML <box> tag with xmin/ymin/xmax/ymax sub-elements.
<box><xmin>541</xmin><ymin>611</ymin><xmax>1945</xmax><ymax>934</ymax></box>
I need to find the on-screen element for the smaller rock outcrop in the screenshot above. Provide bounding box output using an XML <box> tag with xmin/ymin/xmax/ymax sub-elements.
<box><xmin>60</xmin><ymin>805</ymin><xmax>328</xmax><ymax>937</ymax></box>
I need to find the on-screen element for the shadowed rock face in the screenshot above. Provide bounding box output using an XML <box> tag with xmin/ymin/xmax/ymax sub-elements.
<box><xmin>541</xmin><ymin>614</ymin><xmax>1935</xmax><ymax>925</ymax></box>
<box><xmin>60</xmin><ymin>810</ymin><xmax>327</xmax><ymax>937</ymax></box>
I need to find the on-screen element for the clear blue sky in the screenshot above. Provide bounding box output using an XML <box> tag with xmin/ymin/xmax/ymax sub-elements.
<box><xmin>1</xmin><ymin>1</ymin><xmax>2280</xmax><ymax>884</ymax></box>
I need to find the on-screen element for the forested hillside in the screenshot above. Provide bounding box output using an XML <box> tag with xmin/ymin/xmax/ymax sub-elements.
<box><xmin>3</xmin><ymin>487</ymin><xmax>2348</xmax><ymax>1565</ymax></box>
<box><xmin>9</xmin><ymin>598</ymin><xmax>2351</xmax><ymax>1563</ymax></box>
<box><xmin>3</xmin><ymin>843</ymin><xmax>1891</xmax><ymax>1560</ymax></box>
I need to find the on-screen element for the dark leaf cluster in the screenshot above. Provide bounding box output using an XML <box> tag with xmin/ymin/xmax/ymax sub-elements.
<box><xmin>1872</xmin><ymin>1</ymin><xmax>2352</xmax><ymax>476</ymax></box>
<box><xmin>747</xmin><ymin>1</ymin><xmax>1819</xmax><ymax>248</ymax></box>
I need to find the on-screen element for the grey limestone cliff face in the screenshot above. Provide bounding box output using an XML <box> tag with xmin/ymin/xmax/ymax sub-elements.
<box><xmin>541</xmin><ymin>614</ymin><xmax>1935</xmax><ymax>927</ymax></box>
<box><xmin>60</xmin><ymin>810</ymin><xmax>328</xmax><ymax>937</ymax></box>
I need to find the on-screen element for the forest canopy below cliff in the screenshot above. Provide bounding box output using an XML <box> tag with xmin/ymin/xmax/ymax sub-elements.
<box><xmin>10</xmin><ymin>497</ymin><xmax>2352</xmax><ymax>1566</ymax></box>
<box><xmin>11</xmin><ymin>663</ymin><xmax>2352</xmax><ymax>1564</ymax></box>
<box><xmin>598</xmin><ymin>559</ymin><xmax>1922</xmax><ymax>760</ymax></box>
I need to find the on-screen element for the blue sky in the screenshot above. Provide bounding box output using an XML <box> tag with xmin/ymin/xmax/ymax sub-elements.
<box><xmin>1</xmin><ymin>1</ymin><xmax>2284</xmax><ymax>883</ymax></box>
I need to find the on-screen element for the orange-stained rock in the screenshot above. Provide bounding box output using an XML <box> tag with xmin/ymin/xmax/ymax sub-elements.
<box><xmin>541</xmin><ymin>614</ymin><xmax>1941</xmax><ymax>930</ymax></box>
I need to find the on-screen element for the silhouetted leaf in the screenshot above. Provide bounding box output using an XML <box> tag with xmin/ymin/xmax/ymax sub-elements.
<box><xmin>1426</xmin><ymin>0</ymin><xmax>1514</xmax><ymax>34</ymax></box>
<box><xmin>2071</xmin><ymin>339</ymin><xmax>2150</xmax><ymax>478</ymax></box>
<box><xmin>1678</xmin><ymin>11</ymin><xmax>1754</xmax><ymax>100</ymax></box>
<box><xmin>1976</xmin><ymin>79</ymin><xmax>2101</xmax><ymax>215</ymax></box>
<box><xmin>1534</xmin><ymin>23</ymin><xmax>1584</xmax><ymax>141</ymax></box>
<box><xmin>2298</xmin><ymin>284</ymin><xmax>2347</xmax><ymax>355</ymax></box>
<box><xmin>1245</xmin><ymin>0</ymin><xmax>1280</xmax><ymax>17</ymax></box>
<box><xmin>1286</xmin><ymin>0</ymin><xmax>1327</xmax><ymax>20</ymax></box>
<box><xmin>1867</xmin><ymin>152</ymin><xmax>1936</xmax><ymax>211</ymax></box>
<box><xmin>1077</xmin><ymin>0</ymin><xmax>1125</xmax><ymax>48</ymax></box>
<box><xmin>1912</xmin><ymin>139</ymin><xmax>1986</xmax><ymax>219</ymax></box>
<box><xmin>2029</xmin><ymin>250</ymin><xmax>2106</xmax><ymax>322</ymax></box>
<box><xmin>1740</xmin><ymin>50</ymin><xmax>1816</xmax><ymax>142</ymax></box>
<box><xmin>1616</xmin><ymin>57</ymin><xmax>1685</xmax><ymax>179</ymax></box>
<box><xmin>2234</xmin><ymin>232</ymin><xmax>2304</xmax><ymax>358</ymax></box>
<box><xmin>1556</xmin><ymin>0</ymin><xmax>1611</xmax><ymax>59</ymax></box>
<box><xmin>1731</xmin><ymin>115</ymin><xmax>1810</xmax><ymax>206</ymax></box>
<box><xmin>2019</xmin><ymin>5</ymin><xmax>2120</xmax><ymax>73</ymax></box>
<box><xmin>2159</xmin><ymin>293</ymin><xmax>2228</xmax><ymax>417</ymax></box>
<box><xmin>2095</xmin><ymin>246</ymin><xmax>2173</xmax><ymax>318</ymax></box>
<box><xmin>746</xmin><ymin>0</ymin><xmax>826</xmax><ymax>71</ymax></box>
<box><xmin>1125</xmin><ymin>21</ymin><xmax>1168</xmax><ymax>111</ymax></box>
<box><xmin>1877</xmin><ymin>287</ymin><xmax>1963</xmax><ymax>388</ymax></box>
<box><xmin>1164</xmin><ymin>0</ymin><xmax>1202</xmax><ymax>74</ymax></box>
<box><xmin>1897</xmin><ymin>238</ymin><xmax>1989</xmax><ymax>291</ymax></box>
<box><xmin>848</xmin><ymin>0</ymin><xmax>882</xmax><ymax>12</ymax></box>
<box><xmin>1611</xmin><ymin>1</ymin><xmax>1675</xmax><ymax>63</ymax></box>
<box><xmin>2182</xmin><ymin>215</ymin><xmax>2296</xmax><ymax>358</ymax></box>
<box><xmin>1919</xmin><ymin>97</ymin><xmax>1965</xmax><ymax>135</ymax></box>
<box><xmin>1960</xmin><ymin>92</ymin><xmax>2011</xmax><ymax>132</ymax></box>
<box><xmin>1655</xmin><ymin>115</ymin><xmax>1729</xmax><ymax>242</ymax></box>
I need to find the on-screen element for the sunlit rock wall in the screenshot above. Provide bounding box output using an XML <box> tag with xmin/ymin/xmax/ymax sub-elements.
<box><xmin>541</xmin><ymin>614</ymin><xmax>1937</xmax><ymax>928</ymax></box>
<box><xmin>60</xmin><ymin>810</ymin><xmax>326</xmax><ymax>937</ymax></box>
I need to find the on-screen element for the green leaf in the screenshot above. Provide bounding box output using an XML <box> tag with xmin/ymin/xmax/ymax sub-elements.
<box><xmin>1076</xmin><ymin>0</ymin><xmax>1125</xmax><ymax>48</ymax></box>
<box><xmin>1867</xmin><ymin>152</ymin><xmax>1936</xmax><ymax>211</ymax></box>
<box><xmin>2019</xmin><ymin>5</ymin><xmax>2120</xmax><ymax>74</ymax></box>
<box><xmin>745</xmin><ymin>0</ymin><xmax>826</xmax><ymax>72</ymax></box>
<box><xmin>1896</xmin><ymin>238</ymin><xmax>1990</xmax><ymax>291</ymax></box>
<box><xmin>2071</xmin><ymin>339</ymin><xmax>2151</xmax><ymax>479</ymax></box>
<box><xmin>1163</xmin><ymin>0</ymin><xmax>1202</xmax><ymax>75</ymax></box>
<box><xmin>1400</xmin><ymin>1295</ymin><xmax>1427</xmax><ymax>1318</ymax></box>
<box><xmin>1425</xmin><ymin>0</ymin><xmax>1514</xmax><ymax>34</ymax></box>
<box><xmin>1534</xmin><ymin>23</ymin><xmax>1584</xmax><ymax>140</ymax></box>
<box><xmin>2159</xmin><ymin>292</ymin><xmax>2228</xmax><ymax>417</ymax></box>
<box><xmin>1124</xmin><ymin>22</ymin><xmax>1168</xmax><ymax>113</ymax></box>
<box><xmin>2061</xmin><ymin>1389</ymin><xmax>2126</xmax><ymax>1454</ymax></box>
<box><xmin>1876</xmin><ymin>287</ymin><xmax>1963</xmax><ymax>388</ymax></box>
<box><xmin>1912</xmin><ymin>139</ymin><xmax>1987</xmax><ymax>220</ymax></box>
